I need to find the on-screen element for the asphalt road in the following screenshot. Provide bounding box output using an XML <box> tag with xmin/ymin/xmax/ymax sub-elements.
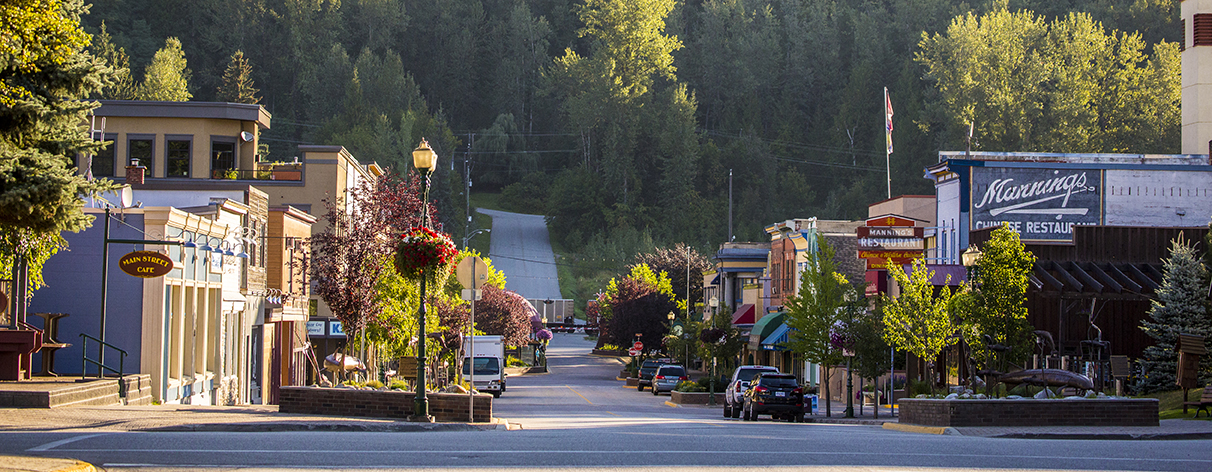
<box><xmin>477</xmin><ymin>209</ymin><xmax>561</xmax><ymax>300</ymax></box>
<box><xmin>5</xmin><ymin>334</ymin><xmax>1212</xmax><ymax>471</ymax></box>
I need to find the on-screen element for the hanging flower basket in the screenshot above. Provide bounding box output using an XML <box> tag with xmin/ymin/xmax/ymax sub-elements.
<box><xmin>395</xmin><ymin>226</ymin><xmax>458</xmax><ymax>283</ymax></box>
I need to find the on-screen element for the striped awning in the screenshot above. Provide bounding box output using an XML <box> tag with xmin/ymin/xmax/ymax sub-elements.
<box><xmin>761</xmin><ymin>323</ymin><xmax>792</xmax><ymax>351</ymax></box>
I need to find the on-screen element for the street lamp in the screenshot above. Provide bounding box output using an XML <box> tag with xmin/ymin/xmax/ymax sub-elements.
<box><xmin>707</xmin><ymin>296</ymin><xmax>719</xmax><ymax>406</ymax></box>
<box><xmin>844</xmin><ymin>347</ymin><xmax>855</xmax><ymax>418</ymax></box>
<box><xmin>411</xmin><ymin>138</ymin><xmax>437</xmax><ymax>423</ymax></box>
<box><xmin>463</xmin><ymin>228</ymin><xmax>490</xmax><ymax>248</ymax></box>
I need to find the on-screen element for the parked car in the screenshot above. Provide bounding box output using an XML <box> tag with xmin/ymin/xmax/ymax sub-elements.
<box><xmin>742</xmin><ymin>373</ymin><xmax>805</xmax><ymax>422</ymax></box>
<box><xmin>724</xmin><ymin>365</ymin><xmax>779</xmax><ymax>418</ymax></box>
<box><xmin>636</xmin><ymin>358</ymin><xmax>672</xmax><ymax>391</ymax></box>
<box><xmin>651</xmin><ymin>364</ymin><xmax>689</xmax><ymax>396</ymax></box>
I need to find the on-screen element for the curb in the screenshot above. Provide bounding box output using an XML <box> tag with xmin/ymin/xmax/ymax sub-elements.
<box><xmin>990</xmin><ymin>432</ymin><xmax>1212</xmax><ymax>441</ymax></box>
<box><xmin>664</xmin><ymin>401</ymin><xmax>680</xmax><ymax>408</ymax></box>
<box><xmin>807</xmin><ymin>417</ymin><xmax>888</xmax><ymax>425</ymax></box>
<box><xmin>142</xmin><ymin>420</ymin><xmax>507</xmax><ymax>433</ymax></box>
<box><xmin>0</xmin><ymin>456</ymin><xmax>95</xmax><ymax>472</ymax></box>
<box><xmin>882</xmin><ymin>422</ymin><xmax>961</xmax><ymax>435</ymax></box>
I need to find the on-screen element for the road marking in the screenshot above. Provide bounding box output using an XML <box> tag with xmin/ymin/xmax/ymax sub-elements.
<box><xmin>566</xmin><ymin>385</ymin><xmax>593</xmax><ymax>405</ymax></box>
<box><xmin>40</xmin><ymin>450</ymin><xmax>1212</xmax><ymax>464</ymax></box>
<box><xmin>882</xmin><ymin>423</ymin><xmax>958</xmax><ymax>435</ymax></box>
<box><xmin>27</xmin><ymin>433</ymin><xmax>104</xmax><ymax>452</ymax></box>
<box><xmin>605</xmin><ymin>411</ymin><xmax>619</xmax><ymax>416</ymax></box>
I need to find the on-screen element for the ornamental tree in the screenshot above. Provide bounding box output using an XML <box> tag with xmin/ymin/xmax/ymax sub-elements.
<box><xmin>1137</xmin><ymin>235</ymin><xmax>1211</xmax><ymax>393</ymax></box>
<box><xmin>883</xmin><ymin>258</ymin><xmax>959</xmax><ymax>392</ymax></box>
<box><xmin>964</xmin><ymin>224</ymin><xmax>1036</xmax><ymax>367</ymax></box>
<box><xmin>634</xmin><ymin>243</ymin><xmax>711</xmax><ymax>309</ymax></box>
<box><xmin>598</xmin><ymin>264</ymin><xmax>679</xmax><ymax>350</ymax></box>
<box><xmin>474</xmin><ymin>285</ymin><xmax>534</xmax><ymax>348</ymax></box>
<box><xmin>784</xmin><ymin>237</ymin><xmax>864</xmax><ymax>416</ymax></box>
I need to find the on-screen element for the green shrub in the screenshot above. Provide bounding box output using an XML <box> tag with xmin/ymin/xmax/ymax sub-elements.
<box><xmin>388</xmin><ymin>379</ymin><xmax>409</xmax><ymax>390</ymax></box>
<box><xmin>908</xmin><ymin>379</ymin><xmax>933</xmax><ymax>396</ymax></box>
<box><xmin>600</xmin><ymin>344</ymin><xmax>622</xmax><ymax>351</ymax></box>
<box><xmin>365</xmin><ymin>380</ymin><xmax>384</xmax><ymax>389</ymax></box>
<box><xmin>506</xmin><ymin>355</ymin><xmax>529</xmax><ymax>367</ymax></box>
<box><xmin>675</xmin><ymin>380</ymin><xmax>706</xmax><ymax>392</ymax></box>
<box><xmin>695</xmin><ymin>376</ymin><xmax>727</xmax><ymax>391</ymax></box>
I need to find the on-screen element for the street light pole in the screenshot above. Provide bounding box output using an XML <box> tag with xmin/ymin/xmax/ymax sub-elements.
<box><xmin>411</xmin><ymin>139</ymin><xmax>438</xmax><ymax>423</ymax></box>
<box><xmin>463</xmin><ymin>228</ymin><xmax>490</xmax><ymax>248</ymax></box>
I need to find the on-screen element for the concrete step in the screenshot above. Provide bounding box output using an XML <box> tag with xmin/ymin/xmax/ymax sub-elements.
<box><xmin>1</xmin><ymin>374</ymin><xmax>155</xmax><ymax>408</ymax></box>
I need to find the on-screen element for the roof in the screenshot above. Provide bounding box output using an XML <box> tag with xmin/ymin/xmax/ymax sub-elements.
<box><xmin>716</xmin><ymin>247</ymin><xmax>770</xmax><ymax>261</ymax></box>
<box><xmin>749</xmin><ymin>312</ymin><xmax>786</xmax><ymax>351</ymax></box>
<box><xmin>1032</xmin><ymin>261</ymin><xmax>1164</xmax><ymax>299</ymax></box>
<box><xmin>96</xmin><ymin>100</ymin><xmax>271</xmax><ymax>129</ymax></box>
<box><xmin>731</xmin><ymin>304</ymin><xmax>756</xmax><ymax>325</ymax></box>
<box><xmin>938</xmin><ymin>151</ymin><xmax>1209</xmax><ymax>165</ymax></box>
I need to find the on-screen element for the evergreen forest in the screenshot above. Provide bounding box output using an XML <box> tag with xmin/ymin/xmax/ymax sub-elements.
<box><xmin>83</xmin><ymin>0</ymin><xmax>1181</xmax><ymax>255</ymax></box>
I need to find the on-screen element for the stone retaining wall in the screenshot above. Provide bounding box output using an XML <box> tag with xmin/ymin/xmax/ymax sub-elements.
<box><xmin>898</xmin><ymin>398</ymin><xmax>1158</xmax><ymax>427</ymax></box>
<box><xmin>279</xmin><ymin>386</ymin><xmax>492</xmax><ymax>423</ymax></box>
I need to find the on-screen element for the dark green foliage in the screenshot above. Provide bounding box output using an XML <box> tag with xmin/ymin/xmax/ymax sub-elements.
<box><xmin>1137</xmin><ymin>236</ymin><xmax>1211</xmax><ymax>393</ymax></box>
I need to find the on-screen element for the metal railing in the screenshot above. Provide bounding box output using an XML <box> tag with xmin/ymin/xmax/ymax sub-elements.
<box><xmin>80</xmin><ymin>333</ymin><xmax>127</xmax><ymax>400</ymax></box>
<box><xmin>210</xmin><ymin>169</ymin><xmax>303</xmax><ymax>181</ymax></box>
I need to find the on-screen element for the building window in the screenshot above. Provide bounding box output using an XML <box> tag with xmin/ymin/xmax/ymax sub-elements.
<box><xmin>166</xmin><ymin>139</ymin><xmax>191</xmax><ymax>177</ymax></box>
<box><xmin>1196</xmin><ymin>14</ymin><xmax>1212</xmax><ymax>47</ymax></box>
<box><xmin>128</xmin><ymin>137</ymin><xmax>153</xmax><ymax>176</ymax></box>
<box><xmin>89</xmin><ymin>133</ymin><xmax>118</xmax><ymax>177</ymax></box>
<box><xmin>211</xmin><ymin>140</ymin><xmax>236</xmax><ymax>178</ymax></box>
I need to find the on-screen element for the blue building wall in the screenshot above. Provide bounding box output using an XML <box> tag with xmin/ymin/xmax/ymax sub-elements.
<box><xmin>29</xmin><ymin>212</ymin><xmax>146</xmax><ymax>376</ymax></box>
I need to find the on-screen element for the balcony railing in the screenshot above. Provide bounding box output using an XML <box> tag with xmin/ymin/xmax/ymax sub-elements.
<box><xmin>210</xmin><ymin>168</ymin><xmax>302</xmax><ymax>181</ymax></box>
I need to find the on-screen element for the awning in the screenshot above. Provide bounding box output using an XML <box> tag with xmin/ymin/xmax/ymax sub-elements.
<box><xmin>1031</xmin><ymin>261</ymin><xmax>1163</xmax><ymax>298</ymax></box>
<box><xmin>749</xmin><ymin>311</ymin><xmax>786</xmax><ymax>351</ymax></box>
<box><xmin>731</xmin><ymin>304</ymin><xmax>756</xmax><ymax>325</ymax></box>
<box><xmin>761</xmin><ymin>323</ymin><xmax>792</xmax><ymax>351</ymax></box>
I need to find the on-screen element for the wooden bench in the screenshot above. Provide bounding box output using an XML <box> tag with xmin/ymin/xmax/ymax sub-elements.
<box><xmin>1183</xmin><ymin>385</ymin><xmax>1212</xmax><ymax>418</ymax></box>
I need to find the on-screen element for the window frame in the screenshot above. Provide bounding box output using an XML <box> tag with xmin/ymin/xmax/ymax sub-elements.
<box><xmin>165</xmin><ymin>134</ymin><xmax>193</xmax><ymax>178</ymax></box>
<box><xmin>209</xmin><ymin>136</ymin><xmax>238</xmax><ymax>179</ymax></box>
<box><xmin>126</xmin><ymin>133</ymin><xmax>155</xmax><ymax>177</ymax></box>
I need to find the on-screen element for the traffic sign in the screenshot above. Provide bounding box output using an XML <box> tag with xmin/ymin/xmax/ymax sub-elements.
<box><xmin>456</xmin><ymin>256</ymin><xmax>489</xmax><ymax>289</ymax></box>
<box><xmin>628</xmin><ymin>348</ymin><xmax>640</xmax><ymax>356</ymax></box>
<box><xmin>633</xmin><ymin>341</ymin><xmax>644</xmax><ymax>350</ymax></box>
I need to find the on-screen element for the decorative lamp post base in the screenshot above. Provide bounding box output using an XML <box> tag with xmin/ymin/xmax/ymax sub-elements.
<box><xmin>408</xmin><ymin>413</ymin><xmax>436</xmax><ymax>423</ymax></box>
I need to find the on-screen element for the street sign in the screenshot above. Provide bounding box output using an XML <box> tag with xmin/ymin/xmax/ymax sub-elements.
<box><xmin>628</xmin><ymin>348</ymin><xmax>640</xmax><ymax>356</ymax></box>
<box><xmin>460</xmin><ymin>288</ymin><xmax>482</xmax><ymax>301</ymax></box>
<box><xmin>857</xmin><ymin>226</ymin><xmax>923</xmax><ymax>238</ymax></box>
<box><xmin>118</xmin><ymin>250</ymin><xmax>174</xmax><ymax>278</ymax></box>
<box><xmin>633</xmin><ymin>341</ymin><xmax>644</xmax><ymax>350</ymax></box>
<box><xmin>456</xmin><ymin>256</ymin><xmax>489</xmax><ymax>289</ymax></box>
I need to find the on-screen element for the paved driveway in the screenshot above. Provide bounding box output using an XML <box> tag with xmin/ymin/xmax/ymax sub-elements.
<box><xmin>477</xmin><ymin>209</ymin><xmax>561</xmax><ymax>300</ymax></box>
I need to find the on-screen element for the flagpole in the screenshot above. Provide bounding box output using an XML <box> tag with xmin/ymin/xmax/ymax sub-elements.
<box><xmin>884</xmin><ymin>87</ymin><xmax>892</xmax><ymax>199</ymax></box>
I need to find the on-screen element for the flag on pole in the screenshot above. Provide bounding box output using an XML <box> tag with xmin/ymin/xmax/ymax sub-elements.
<box><xmin>884</xmin><ymin>87</ymin><xmax>894</xmax><ymax>154</ymax></box>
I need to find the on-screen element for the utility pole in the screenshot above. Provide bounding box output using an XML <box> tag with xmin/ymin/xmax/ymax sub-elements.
<box><xmin>728</xmin><ymin>169</ymin><xmax>733</xmax><ymax>242</ymax></box>
<box><xmin>464</xmin><ymin>133</ymin><xmax>472</xmax><ymax>248</ymax></box>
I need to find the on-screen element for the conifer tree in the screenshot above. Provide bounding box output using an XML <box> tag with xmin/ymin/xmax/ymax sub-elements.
<box><xmin>216</xmin><ymin>50</ymin><xmax>259</xmax><ymax>104</ymax></box>
<box><xmin>90</xmin><ymin>21</ymin><xmax>136</xmax><ymax>100</ymax></box>
<box><xmin>136</xmin><ymin>37</ymin><xmax>192</xmax><ymax>101</ymax></box>
<box><xmin>1137</xmin><ymin>235</ymin><xmax>1212</xmax><ymax>393</ymax></box>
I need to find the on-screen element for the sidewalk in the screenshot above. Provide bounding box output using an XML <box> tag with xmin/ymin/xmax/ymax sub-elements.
<box><xmin>0</xmin><ymin>455</ymin><xmax>94</xmax><ymax>472</ymax></box>
<box><xmin>0</xmin><ymin>404</ymin><xmax>514</xmax><ymax>433</ymax></box>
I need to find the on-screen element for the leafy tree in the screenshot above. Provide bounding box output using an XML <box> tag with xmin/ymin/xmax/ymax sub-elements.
<box><xmin>634</xmin><ymin>242</ymin><xmax>711</xmax><ymax>309</ymax></box>
<box><xmin>916</xmin><ymin>8</ymin><xmax>1180</xmax><ymax>153</ymax></box>
<box><xmin>964</xmin><ymin>225</ymin><xmax>1036</xmax><ymax>367</ymax></box>
<box><xmin>216</xmin><ymin>50</ymin><xmax>259</xmax><ymax>104</ymax></box>
<box><xmin>599</xmin><ymin>263</ymin><xmax>679</xmax><ymax>349</ymax></box>
<box><xmin>311</xmin><ymin>172</ymin><xmax>437</xmax><ymax>352</ymax></box>
<box><xmin>0</xmin><ymin>0</ymin><xmax>115</xmax><ymax>297</ymax></box>
<box><xmin>1137</xmin><ymin>235</ymin><xmax>1212</xmax><ymax>393</ymax></box>
<box><xmin>784</xmin><ymin>237</ymin><xmax>863</xmax><ymax>416</ymax></box>
<box><xmin>475</xmin><ymin>285</ymin><xmax>534</xmax><ymax>348</ymax></box>
<box><xmin>848</xmin><ymin>300</ymin><xmax>891</xmax><ymax>417</ymax></box>
<box><xmin>136</xmin><ymin>37</ymin><xmax>191</xmax><ymax>101</ymax></box>
<box><xmin>883</xmin><ymin>258</ymin><xmax>959</xmax><ymax>393</ymax></box>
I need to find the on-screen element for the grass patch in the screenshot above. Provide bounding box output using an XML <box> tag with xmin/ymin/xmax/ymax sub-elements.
<box><xmin>1148</xmin><ymin>389</ymin><xmax>1212</xmax><ymax>420</ymax></box>
<box><xmin>469</xmin><ymin>191</ymin><xmax>505</xmax><ymax>211</ymax></box>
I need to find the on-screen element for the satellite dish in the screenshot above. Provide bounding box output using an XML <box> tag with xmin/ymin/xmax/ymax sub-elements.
<box><xmin>120</xmin><ymin>186</ymin><xmax>133</xmax><ymax>208</ymax></box>
<box><xmin>240</xmin><ymin>131</ymin><xmax>255</xmax><ymax>142</ymax></box>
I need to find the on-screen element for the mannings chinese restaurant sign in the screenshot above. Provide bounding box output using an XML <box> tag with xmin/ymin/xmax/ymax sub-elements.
<box><xmin>970</xmin><ymin>167</ymin><xmax>1102</xmax><ymax>242</ymax></box>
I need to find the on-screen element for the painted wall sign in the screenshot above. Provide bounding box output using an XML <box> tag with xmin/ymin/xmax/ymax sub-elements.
<box><xmin>857</xmin><ymin>226</ymin><xmax>923</xmax><ymax>238</ymax></box>
<box><xmin>306</xmin><ymin>321</ymin><xmax>326</xmax><ymax>336</ymax></box>
<box><xmin>971</xmin><ymin>167</ymin><xmax>1102</xmax><ymax>241</ymax></box>
<box><xmin>866</xmin><ymin>215</ymin><xmax>918</xmax><ymax>227</ymax></box>
<box><xmin>858</xmin><ymin>250</ymin><xmax>921</xmax><ymax>267</ymax></box>
<box><xmin>118</xmin><ymin>250</ymin><xmax>174</xmax><ymax>278</ymax></box>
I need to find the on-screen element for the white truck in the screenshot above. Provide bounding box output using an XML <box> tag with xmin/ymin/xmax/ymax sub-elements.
<box><xmin>463</xmin><ymin>335</ymin><xmax>506</xmax><ymax>397</ymax></box>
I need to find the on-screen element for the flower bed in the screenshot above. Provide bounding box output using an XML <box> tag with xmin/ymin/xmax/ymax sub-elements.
<box><xmin>898</xmin><ymin>397</ymin><xmax>1158</xmax><ymax>427</ymax></box>
<box><xmin>670</xmin><ymin>391</ymin><xmax>726</xmax><ymax>405</ymax></box>
<box><xmin>279</xmin><ymin>386</ymin><xmax>492</xmax><ymax>423</ymax></box>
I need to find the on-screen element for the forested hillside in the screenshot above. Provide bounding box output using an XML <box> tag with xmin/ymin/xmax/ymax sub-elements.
<box><xmin>83</xmin><ymin>0</ymin><xmax>1180</xmax><ymax>251</ymax></box>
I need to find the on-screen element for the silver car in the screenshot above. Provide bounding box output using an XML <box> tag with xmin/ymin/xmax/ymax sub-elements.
<box><xmin>651</xmin><ymin>364</ymin><xmax>688</xmax><ymax>396</ymax></box>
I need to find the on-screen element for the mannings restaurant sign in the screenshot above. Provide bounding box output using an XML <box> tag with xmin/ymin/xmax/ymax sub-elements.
<box><xmin>971</xmin><ymin>167</ymin><xmax>1102</xmax><ymax>242</ymax></box>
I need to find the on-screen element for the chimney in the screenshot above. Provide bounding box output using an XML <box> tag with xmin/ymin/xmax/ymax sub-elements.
<box><xmin>125</xmin><ymin>159</ymin><xmax>145</xmax><ymax>185</ymax></box>
<box><xmin>1182</xmin><ymin>4</ymin><xmax>1212</xmax><ymax>155</ymax></box>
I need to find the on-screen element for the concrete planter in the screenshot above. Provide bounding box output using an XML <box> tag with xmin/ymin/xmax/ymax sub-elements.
<box><xmin>625</xmin><ymin>378</ymin><xmax>639</xmax><ymax>387</ymax></box>
<box><xmin>279</xmin><ymin>386</ymin><xmax>492</xmax><ymax>423</ymax></box>
<box><xmin>670</xmin><ymin>391</ymin><xmax>725</xmax><ymax>405</ymax></box>
<box><xmin>898</xmin><ymin>397</ymin><xmax>1158</xmax><ymax>427</ymax></box>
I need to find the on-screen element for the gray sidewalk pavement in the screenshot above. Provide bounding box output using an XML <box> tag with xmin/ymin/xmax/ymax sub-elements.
<box><xmin>0</xmin><ymin>404</ymin><xmax>513</xmax><ymax>433</ymax></box>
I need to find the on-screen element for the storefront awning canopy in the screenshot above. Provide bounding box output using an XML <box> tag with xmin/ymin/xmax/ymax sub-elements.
<box><xmin>749</xmin><ymin>311</ymin><xmax>786</xmax><ymax>351</ymax></box>
<box><xmin>761</xmin><ymin>323</ymin><xmax>792</xmax><ymax>351</ymax></box>
<box><xmin>731</xmin><ymin>304</ymin><xmax>756</xmax><ymax>325</ymax></box>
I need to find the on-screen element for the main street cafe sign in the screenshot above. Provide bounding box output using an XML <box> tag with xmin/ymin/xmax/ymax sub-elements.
<box><xmin>970</xmin><ymin>167</ymin><xmax>1102</xmax><ymax>242</ymax></box>
<box><xmin>119</xmin><ymin>250</ymin><xmax>174</xmax><ymax>278</ymax></box>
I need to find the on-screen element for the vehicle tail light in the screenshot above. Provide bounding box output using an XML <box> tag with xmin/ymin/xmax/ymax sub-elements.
<box><xmin>679</xmin><ymin>376</ymin><xmax>689</xmax><ymax>381</ymax></box>
<box><xmin>754</xmin><ymin>386</ymin><xmax>768</xmax><ymax>393</ymax></box>
<box><xmin>655</xmin><ymin>375</ymin><xmax>665</xmax><ymax>380</ymax></box>
<box><xmin>792</xmin><ymin>387</ymin><xmax>803</xmax><ymax>395</ymax></box>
